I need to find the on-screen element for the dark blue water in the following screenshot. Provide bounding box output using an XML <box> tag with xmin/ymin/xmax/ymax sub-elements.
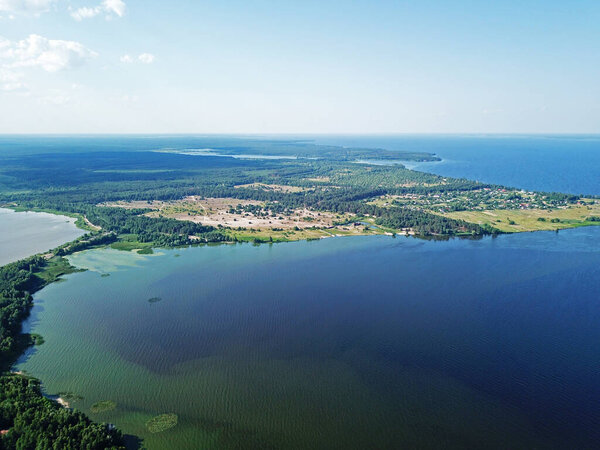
<box><xmin>18</xmin><ymin>228</ymin><xmax>600</xmax><ymax>449</ymax></box>
<box><xmin>311</xmin><ymin>135</ymin><xmax>600</xmax><ymax>195</ymax></box>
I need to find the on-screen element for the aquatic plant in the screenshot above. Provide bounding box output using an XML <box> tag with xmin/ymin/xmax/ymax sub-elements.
<box><xmin>146</xmin><ymin>413</ymin><xmax>178</xmax><ymax>433</ymax></box>
<box><xmin>30</xmin><ymin>334</ymin><xmax>45</xmax><ymax>345</ymax></box>
<box><xmin>58</xmin><ymin>392</ymin><xmax>84</xmax><ymax>402</ymax></box>
<box><xmin>90</xmin><ymin>400</ymin><xmax>117</xmax><ymax>413</ymax></box>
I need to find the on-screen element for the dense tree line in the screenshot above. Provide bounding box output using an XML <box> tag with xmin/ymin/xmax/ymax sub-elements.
<box><xmin>85</xmin><ymin>208</ymin><xmax>228</xmax><ymax>244</ymax></box>
<box><xmin>543</xmin><ymin>192</ymin><xmax>580</xmax><ymax>203</ymax></box>
<box><xmin>55</xmin><ymin>233</ymin><xmax>118</xmax><ymax>255</ymax></box>
<box><xmin>0</xmin><ymin>376</ymin><xmax>124</xmax><ymax>449</ymax></box>
<box><xmin>375</xmin><ymin>210</ymin><xmax>492</xmax><ymax>235</ymax></box>
<box><xmin>0</xmin><ymin>257</ymin><xmax>45</xmax><ymax>354</ymax></box>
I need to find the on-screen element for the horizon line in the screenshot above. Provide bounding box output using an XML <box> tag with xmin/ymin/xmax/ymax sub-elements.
<box><xmin>1</xmin><ymin>132</ymin><xmax>599</xmax><ymax>137</ymax></box>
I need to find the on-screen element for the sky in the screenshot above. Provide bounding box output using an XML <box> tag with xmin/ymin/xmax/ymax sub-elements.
<box><xmin>0</xmin><ymin>0</ymin><xmax>599</xmax><ymax>134</ymax></box>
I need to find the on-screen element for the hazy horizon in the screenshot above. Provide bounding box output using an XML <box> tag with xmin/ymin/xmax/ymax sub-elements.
<box><xmin>1</xmin><ymin>132</ymin><xmax>600</xmax><ymax>137</ymax></box>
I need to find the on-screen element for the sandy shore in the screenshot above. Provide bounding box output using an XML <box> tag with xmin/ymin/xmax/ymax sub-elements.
<box><xmin>56</xmin><ymin>397</ymin><xmax>71</xmax><ymax>409</ymax></box>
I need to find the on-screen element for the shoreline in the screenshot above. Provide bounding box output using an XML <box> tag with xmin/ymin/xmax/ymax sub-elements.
<box><xmin>55</xmin><ymin>397</ymin><xmax>71</xmax><ymax>409</ymax></box>
<box><xmin>4</xmin><ymin>203</ymin><xmax>600</xmax><ymax>260</ymax></box>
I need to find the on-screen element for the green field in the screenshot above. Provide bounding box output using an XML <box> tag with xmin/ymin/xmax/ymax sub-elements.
<box><xmin>443</xmin><ymin>204</ymin><xmax>600</xmax><ymax>233</ymax></box>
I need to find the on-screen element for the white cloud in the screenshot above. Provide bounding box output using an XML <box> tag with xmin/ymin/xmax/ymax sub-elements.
<box><xmin>137</xmin><ymin>53</ymin><xmax>154</xmax><ymax>64</ymax></box>
<box><xmin>102</xmin><ymin>0</ymin><xmax>124</xmax><ymax>17</ymax></box>
<box><xmin>0</xmin><ymin>34</ymin><xmax>97</xmax><ymax>72</ymax></box>
<box><xmin>71</xmin><ymin>0</ymin><xmax>125</xmax><ymax>21</ymax></box>
<box><xmin>1</xmin><ymin>82</ymin><xmax>26</xmax><ymax>91</ymax></box>
<box><xmin>120</xmin><ymin>53</ymin><xmax>155</xmax><ymax>64</ymax></box>
<box><xmin>0</xmin><ymin>0</ymin><xmax>56</xmax><ymax>15</ymax></box>
<box><xmin>0</xmin><ymin>67</ymin><xmax>26</xmax><ymax>91</ymax></box>
<box><xmin>39</xmin><ymin>91</ymin><xmax>70</xmax><ymax>105</ymax></box>
<box><xmin>70</xmin><ymin>6</ymin><xmax>98</xmax><ymax>20</ymax></box>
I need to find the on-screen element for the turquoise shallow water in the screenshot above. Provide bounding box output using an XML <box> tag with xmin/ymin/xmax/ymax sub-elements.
<box><xmin>0</xmin><ymin>208</ymin><xmax>85</xmax><ymax>266</ymax></box>
<box><xmin>15</xmin><ymin>228</ymin><xmax>600</xmax><ymax>449</ymax></box>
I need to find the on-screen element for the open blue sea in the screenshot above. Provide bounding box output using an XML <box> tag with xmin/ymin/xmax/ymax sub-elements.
<box><xmin>312</xmin><ymin>134</ymin><xmax>600</xmax><ymax>195</ymax></box>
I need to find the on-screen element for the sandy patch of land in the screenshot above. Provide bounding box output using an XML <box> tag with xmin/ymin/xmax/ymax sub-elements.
<box><xmin>102</xmin><ymin>200</ymin><xmax>161</xmax><ymax>210</ymax></box>
<box><xmin>234</xmin><ymin>183</ymin><xmax>309</xmax><ymax>193</ymax></box>
<box><xmin>106</xmin><ymin>197</ymin><xmax>350</xmax><ymax>230</ymax></box>
<box><xmin>305</xmin><ymin>176</ymin><xmax>331</xmax><ymax>183</ymax></box>
<box><xmin>83</xmin><ymin>216</ymin><xmax>102</xmax><ymax>231</ymax></box>
<box><xmin>56</xmin><ymin>397</ymin><xmax>71</xmax><ymax>409</ymax></box>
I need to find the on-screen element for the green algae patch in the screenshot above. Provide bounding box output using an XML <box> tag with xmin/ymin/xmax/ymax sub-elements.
<box><xmin>146</xmin><ymin>413</ymin><xmax>178</xmax><ymax>433</ymax></box>
<box><xmin>58</xmin><ymin>392</ymin><xmax>84</xmax><ymax>403</ymax></box>
<box><xmin>90</xmin><ymin>400</ymin><xmax>117</xmax><ymax>413</ymax></box>
<box><xmin>148</xmin><ymin>297</ymin><xmax>162</xmax><ymax>304</ymax></box>
<box><xmin>30</xmin><ymin>334</ymin><xmax>45</xmax><ymax>345</ymax></box>
<box><xmin>111</xmin><ymin>240</ymin><xmax>153</xmax><ymax>252</ymax></box>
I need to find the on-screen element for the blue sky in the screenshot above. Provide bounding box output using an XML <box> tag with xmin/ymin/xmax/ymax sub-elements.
<box><xmin>0</xmin><ymin>0</ymin><xmax>598</xmax><ymax>133</ymax></box>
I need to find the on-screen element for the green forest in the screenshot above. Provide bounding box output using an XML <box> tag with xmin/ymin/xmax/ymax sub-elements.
<box><xmin>0</xmin><ymin>376</ymin><xmax>124</xmax><ymax>449</ymax></box>
<box><xmin>0</xmin><ymin>147</ymin><xmax>500</xmax><ymax>242</ymax></box>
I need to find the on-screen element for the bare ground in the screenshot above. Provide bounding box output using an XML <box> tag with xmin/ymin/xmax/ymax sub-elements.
<box><xmin>104</xmin><ymin>197</ymin><xmax>350</xmax><ymax>230</ymax></box>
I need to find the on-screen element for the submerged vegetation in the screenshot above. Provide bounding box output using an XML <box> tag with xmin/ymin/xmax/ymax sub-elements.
<box><xmin>90</xmin><ymin>400</ymin><xmax>117</xmax><ymax>414</ymax></box>
<box><xmin>58</xmin><ymin>392</ymin><xmax>84</xmax><ymax>403</ymax></box>
<box><xmin>145</xmin><ymin>413</ymin><xmax>178</xmax><ymax>433</ymax></box>
<box><xmin>29</xmin><ymin>334</ymin><xmax>44</xmax><ymax>346</ymax></box>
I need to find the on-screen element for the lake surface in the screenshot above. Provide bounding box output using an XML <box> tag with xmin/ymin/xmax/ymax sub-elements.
<box><xmin>16</xmin><ymin>228</ymin><xmax>600</xmax><ymax>449</ymax></box>
<box><xmin>10</xmin><ymin>135</ymin><xmax>600</xmax><ymax>449</ymax></box>
<box><xmin>0</xmin><ymin>208</ymin><xmax>85</xmax><ymax>266</ymax></box>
